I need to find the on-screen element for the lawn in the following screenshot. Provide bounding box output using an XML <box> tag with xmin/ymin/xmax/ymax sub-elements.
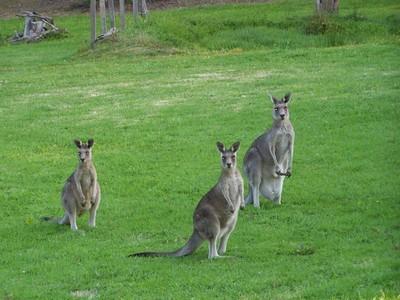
<box><xmin>0</xmin><ymin>0</ymin><xmax>399</xmax><ymax>299</ymax></box>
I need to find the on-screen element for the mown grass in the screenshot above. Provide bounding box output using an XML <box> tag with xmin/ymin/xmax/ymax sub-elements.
<box><xmin>0</xmin><ymin>0</ymin><xmax>399</xmax><ymax>299</ymax></box>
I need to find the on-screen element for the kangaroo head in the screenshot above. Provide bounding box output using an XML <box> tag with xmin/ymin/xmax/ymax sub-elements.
<box><xmin>74</xmin><ymin>139</ymin><xmax>94</xmax><ymax>163</ymax></box>
<box><xmin>269</xmin><ymin>92</ymin><xmax>291</xmax><ymax>121</ymax></box>
<box><xmin>216</xmin><ymin>141</ymin><xmax>240</xmax><ymax>170</ymax></box>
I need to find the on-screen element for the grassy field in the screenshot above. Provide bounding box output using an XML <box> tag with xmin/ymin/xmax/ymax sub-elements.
<box><xmin>0</xmin><ymin>0</ymin><xmax>399</xmax><ymax>299</ymax></box>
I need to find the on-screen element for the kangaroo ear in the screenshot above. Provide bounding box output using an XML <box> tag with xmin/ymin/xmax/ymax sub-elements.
<box><xmin>268</xmin><ymin>92</ymin><xmax>278</xmax><ymax>105</ymax></box>
<box><xmin>87</xmin><ymin>139</ymin><xmax>94</xmax><ymax>148</ymax></box>
<box><xmin>74</xmin><ymin>139</ymin><xmax>82</xmax><ymax>148</ymax></box>
<box><xmin>283</xmin><ymin>93</ymin><xmax>292</xmax><ymax>103</ymax></box>
<box><xmin>216</xmin><ymin>141</ymin><xmax>225</xmax><ymax>153</ymax></box>
<box><xmin>231</xmin><ymin>141</ymin><xmax>240</xmax><ymax>153</ymax></box>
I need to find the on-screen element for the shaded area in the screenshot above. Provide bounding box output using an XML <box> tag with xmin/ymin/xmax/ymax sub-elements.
<box><xmin>0</xmin><ymin>0</ymin><xmax>273</xmax><ymax>18</ymax></box>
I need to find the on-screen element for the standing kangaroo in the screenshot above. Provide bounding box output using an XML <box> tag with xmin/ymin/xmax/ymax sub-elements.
<box><xmin>130</xmin><ymin>141</ymin><xmax>244</xmax><ymax>259</ymax></box>
<box><xmin>243</xmin><ymin>93</ymin><xmax>294</xmax><ymax>208</ymax></box>
<box><xmin>58</xmin><ymin>139</ymin><xmax>101</xmax><ymax>231</ymax></box>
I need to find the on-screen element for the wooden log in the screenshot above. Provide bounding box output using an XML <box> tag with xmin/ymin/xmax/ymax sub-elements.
<box><xmin>40</xmin><ymin>18</ymin><xmax>58</xmax><ymax>31</ymax></box>
<box><xmin>95</xmin><ymin>27</ymin><xmax>116</xmax><ymax>43</ymax></box>
<box><xmin>23</xmin><ymin>16</ymin><xmax>33</xmax><ymax>38</ymax></box>
<box><xmin>17</xmin><ymin>11</ymin><xmax>53</xmax><ymax>23</ymax></box>
<box><xmin>11</xmin><ymin>11</ymin><xmax>61</xmax><ymax>43</ymax></box>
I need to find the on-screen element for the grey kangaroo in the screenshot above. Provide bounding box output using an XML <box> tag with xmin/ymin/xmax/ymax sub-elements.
<box><xmin>130</xmin><ymin>141</ymin><xmax>244</xmax><ymax>259</ymax></box>
<box><xmin>58</xmin><ymin>139</ymin><xmax>101</xmax><ymax>231</ymax></box>
<box><xmin>243</xmin><ymin>93</ymin><xmax>294</xmax><ymax>208</ymax></box>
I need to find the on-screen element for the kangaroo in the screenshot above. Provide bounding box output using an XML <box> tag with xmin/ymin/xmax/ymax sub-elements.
<box><xmin>57</xmin><ymin>139</ymin><xmax>101</xmax><ymax>231</ymax></box>
<box><xmin>130</xmin><ymin>141</ymin><xmax>244</xmax><ymax>259</ymax></box>
<box><xmin>243</xmin><ymin>92</ymin><xmax>294</xmax><ymax>208</ymax></box>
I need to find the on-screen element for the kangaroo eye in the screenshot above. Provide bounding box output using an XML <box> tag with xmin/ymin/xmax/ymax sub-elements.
<box><xmin>222</xmin><ymin>156</ymin><xmax>226</xmax><ymax>161</ymax></box>
<box><xmin>274</xmin><ymin>108</ymin><xmax>279</xmax><ymax>111</ymax></box>
<box><xmin>232</xmin><ymin>155</ymin><xmax>236</xmax><ymax>160</ymax></box>
<box><xmin>86</xmin><ymin>151</ymin><xmax>89</xmax><ymax>155</ymax></box>
<box><xmin>284</xmin><ymin>106</ymin><xmax>288</xmax><ymax>110</ymax></box>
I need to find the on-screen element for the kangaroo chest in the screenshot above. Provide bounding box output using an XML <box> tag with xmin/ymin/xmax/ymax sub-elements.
<box><xmin>221</xmin><ymin>177</ymin><xmax>242</xmax><ymax>209</ymax></box>
<box><xmin>274</xmin><ymin>128</ymin><xmax>293</xmax><ymax>159</ymax></box>
<box><xmin>79</xmin><ymin>170</ymin><xmax>93</xmax><ymax>197</ymax></box>
<box><xmin>221</xmin><ymin>179</ymin><xmax>241</xmax><ymax>232</ymax></box>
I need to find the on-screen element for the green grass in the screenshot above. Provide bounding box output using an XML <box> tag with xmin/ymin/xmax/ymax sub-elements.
<box><xmin>0</xmin><ymin>0</ymin><xmax>399</xmax><ymax>299</ymax></box>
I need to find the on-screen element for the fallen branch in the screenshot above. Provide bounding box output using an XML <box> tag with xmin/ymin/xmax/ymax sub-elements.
<box><xmin>10</xmin><ymin>11</ymin><xmax>62</xmax><ymax>43</ymax></box>
<box><xmin>94</xmin><ymin>27</ymin><xmax>117</xmax><ymax>43</ymax></box>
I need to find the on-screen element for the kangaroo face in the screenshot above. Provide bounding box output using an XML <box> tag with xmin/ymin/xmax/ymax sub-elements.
<box><xmin>74</xmin><ymin>139</ymin><xmax>94</xmax><ymax>163</ymax></box>
<box><xmin>216</xmin><ymin>141</ymin><xmax>240</xmax><ymax>170</ymax></box>
<box><xmin>270</xmin><ymin>93</ymin><xmax>291</xmax><ymax>121</ymax></box>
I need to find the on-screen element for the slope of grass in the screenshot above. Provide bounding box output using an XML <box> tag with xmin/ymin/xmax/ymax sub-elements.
<box><xmin>81</xmin><ymin>0</ymin><xmax>400</xmax><ymax>55</ymax></box>
<box><xmin>0</xmin><ymin>0</ymin><xmax>399</xmax><ymax>299</ymax></box>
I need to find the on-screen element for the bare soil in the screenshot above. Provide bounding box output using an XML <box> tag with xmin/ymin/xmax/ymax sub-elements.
<box><xmin>0</xmin><ymin>0</ymin><xmax>271</xmax><ymax>18</ymax></box>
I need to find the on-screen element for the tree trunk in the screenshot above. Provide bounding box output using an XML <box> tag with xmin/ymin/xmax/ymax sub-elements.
<box><xmin>139</xmin><ymin>0</ymin><xmax>148</xmax><ymax>17</ymax></box>
<box><xmin>99</xmin><ymin>0</ymin><xmax>107</xmax><ymax>34</ymax></box>
<box><xmin>90</xmin><ymin>0</ymin><xmax>96</xmax><ymax>48</ymax></box>
<box><xmin>316</xmin><ymin>0</ymin><xmax>339</xmax><ymax>14</ymax></box>
<box><xmin>132</xmin><ymin>0</ymin><xmax>139</xmax><ymax>21</ymax></box>
<box><xmin>119</xmin><ymin>0</ymin><xmax>126</xmax><ymax>30</ymax></box>
<box><xmin>133</xmin><ymin>0</ymin><xmax>148</xmax><ymax>19</ymax></box>
<box><xmin>108</xmin><ymin>0</ymin><xmax>116</xmax><ymax>28</ymax></box>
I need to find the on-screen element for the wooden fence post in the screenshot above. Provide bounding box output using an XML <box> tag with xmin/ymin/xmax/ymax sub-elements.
<box><xmin>90</xmin><ymin>0</ymin><xmax>96</xmax><ymax>48</ymax></box>
<box><xmin>139</xmin><ymin>0</ymin><xmax>148</xmax><ymax>17</ymax></box>
<box><xmin>119</xmin><ymin>0</ymin><xmax>125</xmax><ymax>30</ymax></box>
<box><xmin>99</xmin><ymin>0</ymin><xmax>106</xmax><ymax>34</ymax></box>
<box><xmin>132</xmin><ymin>0</ymin><xmax>138</xmax><ymax>21</ymax></box>
<box><xmin>108</xmin><ymin>0</ymin><xmax>116</xmax><ymax>28</ymax></box>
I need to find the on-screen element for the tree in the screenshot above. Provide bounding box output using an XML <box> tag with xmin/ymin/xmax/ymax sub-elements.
<box><xmin>315</xmin><ymin>0</ymin><xmax>340</xmax><ymax>14</ymax></box>
<box><xmin>133</xmin><ymin>0</ymin><xmax>148</xmax><ymax>20</ymax></box>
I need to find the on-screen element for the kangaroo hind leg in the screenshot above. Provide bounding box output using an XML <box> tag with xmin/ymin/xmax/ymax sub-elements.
<box><xmin>260</xmin><ymin>178</ymin><xmax>284</xmax><ymax>204</ymax></box>
<box><xmin>244</xmin><ymin>185</ymin><xmax>253</xmax><ymax>205</ymax></box>
<box><xmin>208</xmin><ymin>237</ymin><xmax>219</xmax><ymax>259</ymax></box>
<box><xmin>58</xmin><ymin>213</ymin><xmax>70</xmax><ymax>225</ymax></box>
<box><xmin>218</xmin><ymin>224</ymin><xmax>236</xmax><ymax>255</ymax></box>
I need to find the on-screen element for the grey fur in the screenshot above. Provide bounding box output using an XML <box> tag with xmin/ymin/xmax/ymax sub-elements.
<box><xmin>130</xmin><ymin>141</ymin><xmax>244</xmax><ymax>259</ymax></box>
<box><xmin>243</xmin><ymin>93</ymin><xmax>295</xmax><ymax>208</ymax></box>
<box><xmin>58</xmin><ymin>139</ymin><xmax>101</xmax><ymax>230</ymax></box>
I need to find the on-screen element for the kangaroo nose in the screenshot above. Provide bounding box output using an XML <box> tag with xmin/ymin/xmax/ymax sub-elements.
<box><xmin>80</xmin><ymin>158</ymin><xmax>85</xmax><ymax>162</ymax></box>
<box><xmin>227</xmin><ymin>163</ymin><xmax>232</xmax><ymax>168</ymax></box>
<box><xmin>280</xmin><ymin>114</ymin><xmax>285</xmax><ymax>120</ymax></box>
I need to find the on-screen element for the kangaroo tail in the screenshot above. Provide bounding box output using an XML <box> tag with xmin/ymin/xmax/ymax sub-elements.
<box><xmin>40</xmin><ymin>215</ymin><xmax>68</xmax><ymax>225</ymax></box>
<box><xmin>40</xmin><ymin>216</ymin><xmax>58</xmax><ymax>223</ymax></box>
<box><xmin>129</xmin><ymin>230</ymin><xmax>203</xmax><ymax>258</ymax></box>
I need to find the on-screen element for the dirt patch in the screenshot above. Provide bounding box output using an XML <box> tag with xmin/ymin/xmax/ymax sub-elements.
<box><xmin>149</xmin><ymin>0</ymin><xmax>272</xmax><ymax>10</ymax></box>
<box><xmin>0</xmin><ymin>0</ymin><xmax>80</xmax><ymax>18</ymax></box>
<box><xmin>0</xmin><ymin>0</ymin><xmax>272</xmax><ymax>18</ymax></box>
